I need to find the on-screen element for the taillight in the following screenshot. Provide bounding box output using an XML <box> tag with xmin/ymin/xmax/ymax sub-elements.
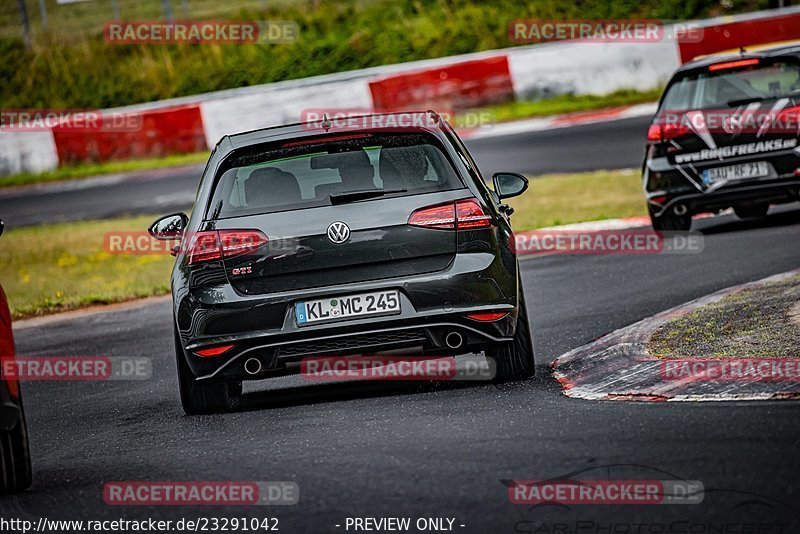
<box><xmin>408</xmin><ymin>203</ymin><xmax>456</xmax><ymax>230</ymax></box>
<box><xmin>187</xmin><ymin>230</ymin><xmax>268</xmax><ymax>265</ymax></box>
<box><xmin>647</xmin><ymin>118</ymin><xmax>692</xmax><ymax>144</ymax></box>
<box><xmin>195</xmin><ymin>344</ymin><xmax>235</xmax><ymax>357</ymax></box>
<box><xmin>776</xmin><ymin>105</ymin><xmax>800</xmax><ymax>123</ymax></box>
<box><xmin>455</xmin><ymin>200</ymin><xmax>493</xmax><ymax>229</ymax></box>
<box><xmin>187</xmin><ymin>231</ymin><xmax>221</xmax><ymax>265</ymax></box>
<box><xmin>219</xmin><ymin>230</ymin><xmax>268</xmax><ymax>259</ymax></box>
<box><xmin>708</xmin><ymin>58</ymin><xmax>759</xmax><ymax>72</ymax></box>
<box><xmin>408</xmin><ymin>199</ymin><xmax>492</xmax><ymax>230</ymax></box>
<box><xmin>647</xmin><ymin>123</ymin><xmax>662</xmax><ymax>142</ymax></box>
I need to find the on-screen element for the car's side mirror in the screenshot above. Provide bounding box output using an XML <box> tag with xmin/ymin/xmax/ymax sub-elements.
<box><xmin>0</xmin><ymin>218</ymin><xmax>4</xmax><ymax>238</ymax></box>
<box><xmin>492</xmin><ymin>172</ymin><xmax>529</xmax><ymax>200</ymax></box>
<box><xmin>148</xmin><ymin>213</ymin><xmax>188</xmax><ymax>241</ymax></box>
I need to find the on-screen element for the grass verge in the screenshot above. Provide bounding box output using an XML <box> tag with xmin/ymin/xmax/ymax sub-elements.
<box><xmin>648</xmin><ymin>275</ymin><xmax>800</xmax><ymax>359</ymax></box>
<box><xmin>1</xmin><ymin>167</ymin><xmax>645</xmax><ymax>319</ymax></box>
<box><xmin>0</xmin><ymin>152</ymin><xmax>208</xmax><ymax>189</ymax></box>
<box><xmin>508</xmin><ymin>168</ymin><xmax>646</xmax><ymax>231</ymax></box>
<box><xmin>0</xmin><ymin>216</ymin><xmax>174</xmax><ymax>320</ymax></box>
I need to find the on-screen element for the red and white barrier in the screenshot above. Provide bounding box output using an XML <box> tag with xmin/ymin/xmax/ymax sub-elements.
<box><xmin>2</xmin><ymin>7</ymin><xmax>799</xmax><ymax>177</ymax></box>
<box><xmin>368</xmin><ymin>56</ymin><xmax>514</xmax><ymax>111</ymax></box>
<box><xmin>52</xmin><ymin>105</ymin><xmax>206</xmax><ymax>165</ymax></box>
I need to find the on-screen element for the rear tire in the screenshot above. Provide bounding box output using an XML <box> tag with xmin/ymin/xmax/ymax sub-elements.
<box><xmin>734</xmin><ymin>203</ymin><xmax>769</xmax><ymax>219</ymax></box>
<box><xmin>489</xmin><ymin>277</ymin><xmax>535</xmax><ymax>382</ymax></box>
<box><xmin>175</xmin><ymin>326</ymin><xmax>241</xmax><ymax>415</ymax></box>
<box><xmin>649</xmin><ymin>206</ymin><xmax>692</xmax><ymax>231</ymax></box>
<box><xmin>0</xmin><ymin>402</ymin><xmax>32</xmax><ymax>494</ymax></box>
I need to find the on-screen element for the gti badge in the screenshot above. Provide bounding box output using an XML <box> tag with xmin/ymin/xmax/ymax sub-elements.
<box><xmin>327</xmin><ymin>221</ymin><xmax>351</xmax><ymax>244</ymax></box>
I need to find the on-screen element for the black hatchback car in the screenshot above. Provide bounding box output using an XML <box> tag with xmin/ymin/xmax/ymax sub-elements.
<box><xmin>644</xmin><ymin>44</ymin><xmax>800</xmax><ymax>230</ymax></box>
<box><xmin>150</xmin><ymin>112</ymin><xmax>534</xmax><ymax>414</ymax></box>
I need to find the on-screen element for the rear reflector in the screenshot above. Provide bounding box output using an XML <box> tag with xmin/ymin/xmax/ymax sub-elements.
<box><xmin>195</xmin><ymin>344</ymin><xmax>235</xmax><ymax>357</ymax></box>
<box><xmin>187</xmin><ymin>229</ymin><xmax>268</xmax><ymax>265</ymax></box>
<box><xmin>708</xmin><ymin>58</ymin><xmax>759</xmax><ymax>71</ymax></box>
<box><xmin>465</xmin><ymin>312</ymin><xmax>509</xmax><ymax>322</ymax></box>
<box><xmin>408</xmin><ymin>199</ymin><xmax>492</xmax><ymax>230</ymax></box>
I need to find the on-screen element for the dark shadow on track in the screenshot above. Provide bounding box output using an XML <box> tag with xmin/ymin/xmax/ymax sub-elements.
<box><xmin>696</xmin><ymin>205</ymin><xmax>800</xmax><ymax>235</ymax></box>
<box><xmin>232</xmin><ymin>363</ymin><xmax>553</xmax><ymax>414</ymax></box>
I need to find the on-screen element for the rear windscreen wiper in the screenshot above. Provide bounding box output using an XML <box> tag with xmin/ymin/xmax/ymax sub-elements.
<box><xmin>329</xmin><ymin>188</ymin><xmax>407</xmax><ymax>205</ymax></box>
<box><xmin>727</xmin><ymin>93</ymin><xmax>798</xmax><ymax>107</ymax></box>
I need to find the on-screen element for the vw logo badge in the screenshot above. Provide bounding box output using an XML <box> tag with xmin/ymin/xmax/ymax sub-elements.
<box><xmin>327</xmin><ymin>221</ymin><xmax>351</xmax><ymax>244</ymax></box>
<box><xmin>723</xmin><ymin>115</ymin><xmax>742</xmax><ymax>134</ymax></box>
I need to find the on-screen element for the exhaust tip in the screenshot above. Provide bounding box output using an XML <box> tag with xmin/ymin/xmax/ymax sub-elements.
<box><xmin>445</xmin><ymin>332</ymin><xmax>463</xmax><ymax>350</ymax></box>
<box><xmin>674</xmin><ymin>204</ymin><xmax>688</xmax><ymax>216</ymax></box>
<box><xmin>244</xmin><ymin>357</ymin><xmax>262</xmax><ymax>375</ymax></box>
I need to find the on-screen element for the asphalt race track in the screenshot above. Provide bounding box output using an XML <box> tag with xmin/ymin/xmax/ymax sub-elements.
<box><xmin>6</xmin><ymin>209</ymin><xmax>800</xmax><ymax>530</ymax></box>
<box><xmin>0</xmin><ymin>116</ymin><xmax>652</xmax><ymax>229</ymax></box>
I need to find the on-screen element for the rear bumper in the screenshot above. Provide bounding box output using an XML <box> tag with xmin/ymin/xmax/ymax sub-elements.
<box><xmin>648</xmin><ymin>176</ymin><xmax>800</xmax><ymax>217</ymax></box>
<box><xmin>175</xmin><ymin>251</ymin><xmax>519</xmax><ymax>380</ymax></box>
<box><xmin>195</xmin><ymin>314</ymin><xmax>514</xmax><ymax>380</ymax></box>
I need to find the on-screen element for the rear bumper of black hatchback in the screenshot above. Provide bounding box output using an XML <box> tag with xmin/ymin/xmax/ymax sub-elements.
<box><xmin>175</xmin><ymin>252</ymin><xmax>519</xmax><ymax>381</ymax></box>
<box><xmin>648</xmin><ymin>176</ymin><xmax>800</xmax><ymax>217</ymax></box>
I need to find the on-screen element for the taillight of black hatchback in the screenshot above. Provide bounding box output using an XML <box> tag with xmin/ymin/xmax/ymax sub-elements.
<box><xmin>644</xmin><ymin>47</ymin><xmax>800</xmax><ymax>231</ymax></box>
<box><xmin>149</xmin><ymin>112</ymin><xmax>535</xmax><ymax>414</ymax></box>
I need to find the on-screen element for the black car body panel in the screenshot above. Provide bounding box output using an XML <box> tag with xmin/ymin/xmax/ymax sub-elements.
<box><xmin>643</xmin><ymin>44</ymin><xmax>800</xmax><ymax>223</ymax></box>
<box><xmin>166</xmin><ymin>112</ymin><xmax>521</xmax><ymax>381</ymax></box>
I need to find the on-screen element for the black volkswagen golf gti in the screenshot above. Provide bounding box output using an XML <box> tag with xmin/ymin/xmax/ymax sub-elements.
<box><xmin>150</xmin><ymin>112</ymin><xmax>534</xmax><ymax>414</ymax></box>
<box><xmin>644</xmin><ymin>44</ymin><xmax>800</xmax><ymax>230</ymax></box>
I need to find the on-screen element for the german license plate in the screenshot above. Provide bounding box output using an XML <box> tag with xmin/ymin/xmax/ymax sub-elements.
<box><xmin>702</xmin><ymin>161</ymin><xmax>769</xmax><ymax>184</ymax></box>
<box><xmin>295</xmin><ymin>290</ymin><xmax>401</xmax><ymax>325</ymax></box>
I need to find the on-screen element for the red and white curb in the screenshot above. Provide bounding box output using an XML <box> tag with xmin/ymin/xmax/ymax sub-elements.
<box><xmin>552</xmin><ymin>269</ymin><xmax>800</xmax><ymax>402</ymax></box>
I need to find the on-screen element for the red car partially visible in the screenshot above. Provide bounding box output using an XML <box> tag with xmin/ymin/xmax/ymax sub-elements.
<box><xmin>0</xmin><ymin>219</ymin><xmax>32</xmax><ymax>492</ymax></box>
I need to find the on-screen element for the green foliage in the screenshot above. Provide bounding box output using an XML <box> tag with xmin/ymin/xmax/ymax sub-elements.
<box><xmin>0</xmin><ymin>0</ymin><xmax>760</xmax><ymax>109</ymax></box>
